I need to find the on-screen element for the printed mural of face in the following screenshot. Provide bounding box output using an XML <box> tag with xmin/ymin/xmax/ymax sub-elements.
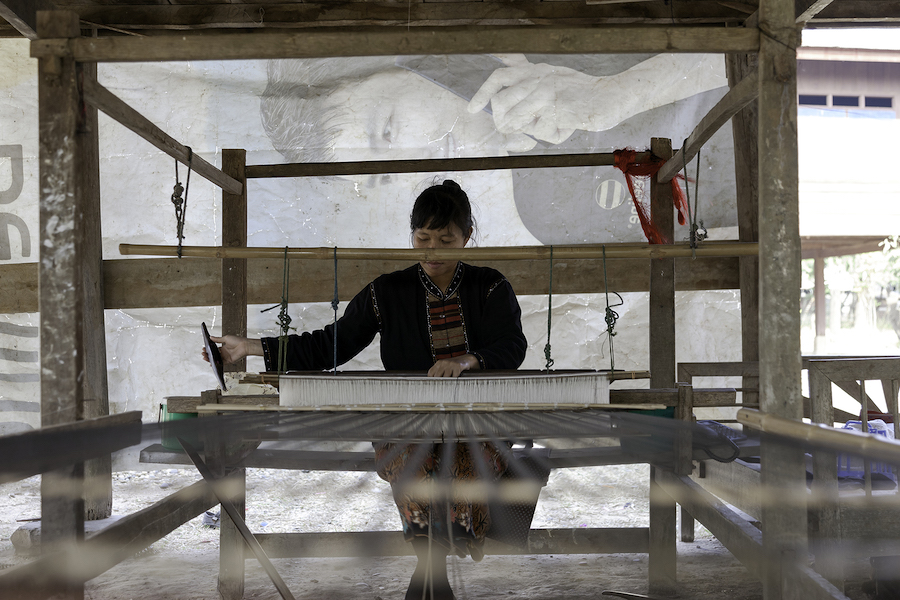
<box><xmin>259</xmin><ymin>54</ymin><xmax>734</xmax><ymax>248</ymax></box>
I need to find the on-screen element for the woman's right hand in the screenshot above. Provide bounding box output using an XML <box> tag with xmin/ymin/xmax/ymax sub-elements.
<box><xmin>202</xmin><ymin>335</ymin><xmax>263</xmax><ymax>364</ymax></box>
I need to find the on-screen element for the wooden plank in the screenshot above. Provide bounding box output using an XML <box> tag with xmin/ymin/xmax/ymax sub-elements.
<box><xmin>658</xmin><ymin>68</ymin><xmax>759</xmax><ymax>183</ymax></box>
<box><xmin>656</xmin><ymin>469</ymin><xmax>764</xmax><ymax>579</ymax></box>
<box><xmin>72</xmin><ymin>2</ymin><xmax>752</xmax><ymax>32</ymax></box>
<box><xmin>795</xmin><ymin>0</ymin><xmax>837</xmax><ymax>22</ymax></box>
<box><xmin>77</xmin><ymin>61</ymin><xmax>113</xmax><ymax>522</ymax></box>
<box><xmin>251</xmin><ymin>527</ymin><xmax>649</xmax><ymax>558</ymax></box>
<box><xmin>36</xmin><ymin>16</ymin><xmax>85</xmax><ymax>592</ymax></box>
<box><xmin>81</xmin><ymin>78</ymin><xmax>242</xmax><ymax>195</ymax></box>
<box><xmin>222</xmin><ymin>150</ymin><xmax>248</xmax><ymax>372</ymax></box>
<box><xmin>0</xmin><ymin>479</ymin><xmax>218</xmax><ymax>600</ymax></box>
<box><xmin>692</xmin><ymin>459</ymin><xmax>762</xmax><ymax>520</ymax></box>
<box><xmin>219</xmin><ymin>468</ymin><xmax>248</xmax><ymax>600</ymax></box>
<box><xmin>0</xmin><ymin>0</ymin><xmax>54</xmax><ymax>39</ymax></box>
<box><xmin>31</xmin><ymin>26</ymin><xmax>763</xmax><ymax>63</ymax></box>
<box><xmin>0</xmin><ymin>412</ymin><xmax>142</xmax><ymax>484</ymax></box>
<box><xmin>807</xmin><ymin>358</ymin><xmax>900</xmax><ymax>384</ymax></box>
<box><xmin>1</xmin><ymin>252</ymin><xmax>744</xmax><ymax>313</ymax></box>
<box><xmin>678</xmin><ymin>361</ymin><xmax>760</xmax><ymax>381</ymax></box>
<box><xmin>245</xmin><ymin>152</ymin><xmax>635</xmax><ymax>179</ymax></box>
<box><xmin>782</xmin><ymin>564</ymin><xmax>850</xmax><ymax>600</ymax></box>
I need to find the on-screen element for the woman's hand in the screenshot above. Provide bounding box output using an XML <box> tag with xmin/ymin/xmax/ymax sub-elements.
<box><xmin>202</xmin><ymin>335</ymin><xmax>263</xmax><ymax>365</ymax></box>
<box><xmin>427</xmin><ymin>354</ymin><xmax>480</xmax><ymax>378</ymax></box>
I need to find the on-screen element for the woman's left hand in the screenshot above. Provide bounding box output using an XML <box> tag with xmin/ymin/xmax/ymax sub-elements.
<box><xmin>428</xmin><ymin>354</ymin><xmax>480</xmax><ymax>378</ymax></box>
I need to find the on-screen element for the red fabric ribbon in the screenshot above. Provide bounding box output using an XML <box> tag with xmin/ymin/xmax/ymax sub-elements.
<box><xmin>613</xmin><ymin>148</ymin><xmax>687</xmax><ymax>245</ymax></box>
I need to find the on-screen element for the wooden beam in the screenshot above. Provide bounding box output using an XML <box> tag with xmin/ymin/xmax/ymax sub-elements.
<box><xmin>251</xmin><ymin>527</ymin><xmax>649</xmax><ymax>558</ymax></box>
<box><xmin>658</xmin><ymin>68</ymin><xmax>759</xmax><ymax>183</ymax></box>
<box><xmin>36</xmin><ymin>15</ymin><xmax>85</xmax><ymax>593</ymax></box>
<box><xmin>244</xmin><ymin>152</ymin><xmax>643</xmax><ymax>179</ymax></box>
<box><xmin>222</xmin><ymin>150</ymin><xmax>248</xmax><ymax>373</ymax></box>
<box><xmin>72</xmin><ymin>2</ymin><xmax>752</xmax><ymax>32</ymax></box>
<box><xmin>806</xmin><ymin>357</ymin><xmax>900</xmax><ymax>383</ymax></box>
<box><xmin>802</xmin><ymin>0</ymin><xmax>900</xmax><ymax>24</ymax></box>
<box><xmin>795</xmin><ymin>0</ymin><xmax>837</xmax><ymax>23</ymax></box>
<box><xmin>81</xmin><ymin>77</ymin><xmax>242</xmax><ymax>195</ymax></box>
<box><xmin>0</xmin><ymin>0</ymin><xmax>54</xmax><ymax>39</ymax></box>
<box><xmin>0</xmin><ymin>254</ymin><xmax>742</xmax><ymax>313</ymax></box>
<box><xmin>77</xmin><ymin>61</ymin><xmax>113</xmax><ymax>521</ymax></box>
<box><xmin>657</xmin><ymin>469</ymin><xmax>764</xmax><ymax>579</ymax></box>
<box><xmin>31</xmin><ymin>26</ymin><xmax>762</xmax><ymax>63</ymax></box>
<box><xmin>0</xmin><ymin>412</ymin><xmax>142</xmax><ymax>484</ymax></box>
<box><xmin>0</xmin><ymin>479</ymin><xmax>218</xmax><ymax>600</ymax></box>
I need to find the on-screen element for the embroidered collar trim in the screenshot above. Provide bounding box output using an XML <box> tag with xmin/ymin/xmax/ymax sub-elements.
<box><xmin>417</xmin><ymin>262</ymin><xmax>464</xmax><ymax>300</ymax></box>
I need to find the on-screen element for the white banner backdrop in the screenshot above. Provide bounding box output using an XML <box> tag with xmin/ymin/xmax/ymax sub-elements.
<box><xmin>0</xmin><ymin>41</ymin><xmax>742</xmax><ymax>443</ymax></box>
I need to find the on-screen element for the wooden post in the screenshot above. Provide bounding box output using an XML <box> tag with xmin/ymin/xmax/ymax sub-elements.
<box><xmin>78</xmin><ymin>59</ymin><xmax>113</xmax><ymax>521</ymax></box>
<box><xmin>648</xmin><ymin>137</ymin><xmax>676</xmax><ymax>594</ymax></box>
<box><xmin>218</xmin><ymin>467</ymin><xmax>247</xmax><ymax>600</ymax></box>
<box><xmin>222</xmin><ymin>149</ymin><xmax>248</xmax><ymax>372</ymax></box>
<box><xmin>37</xmin><ymin>10</ymin><xmax>85</xmax><ymax>599</ymax></box>
<box><xmin>807</xmin><ymin>366</ymin><xmax>842</xmax><ymax>591</ymax></box>
<box><xmin>757</xmin><ymin>0</ymin><xmax>807</xmax><ymax>596</ymax></box>
<box><xmin>814</xmin><ymin>257</ymin><xmax>826</xmax><ymax>353</ymax></box>
<box><xmin>726</xmin><ymin>51</ymin><xmax>760</xmax><ymax>421</ymax></box>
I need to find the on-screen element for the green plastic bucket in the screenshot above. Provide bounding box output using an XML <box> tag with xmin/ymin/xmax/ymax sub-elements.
<box><xmin>159</xmin><ymin>403</ymin><xmax>199</xmax><ymax>451</ymax></box>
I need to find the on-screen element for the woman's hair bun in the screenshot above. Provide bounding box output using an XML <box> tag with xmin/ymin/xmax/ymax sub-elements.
<box><xmin>442</xmin><ymin>179</ymin><xmax>461</xmax><ymax>190</ymax></box>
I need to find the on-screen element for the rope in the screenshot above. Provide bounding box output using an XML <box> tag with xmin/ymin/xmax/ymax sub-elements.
<box><xmin>261</xmin><ymin>247</ymin><xmax>292</xmax><ymax>373</ymax></box>
<box><xmin>332</xmin><ymin>247</ymin><xmax>339</xmax><ymax>374</ymax></box>
<box><xmin>681</xmin><ymin>141</ymin><xmax>707</xmax><ymax>259</ymax></box>
<box><xmin>171</xmin><ymin>148</ymin><xmax>193</xmax><ymax>259</ymax></box>
<box><xmin>602</xmin><ymin>246</ymin><xmax>623</xmax><ymax>372</ymax></box>
<box><xmin>543</xmin><ymin>246</ymin><xmax>554</xmax><ymax>371</ymax></box>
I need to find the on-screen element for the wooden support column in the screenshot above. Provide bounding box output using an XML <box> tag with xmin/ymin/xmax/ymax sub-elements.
<box><xmin>807</xmin><ymin>366</ymin><xmax>842</xmax><ymax>591</ymax></box>
<box><xmin>218</xmin><ymin>468</ymin><xmax>247</xmax><ymax>600</ymax></box>
<box><xmin>726</xmin><ymin>50</ymin><xmax>760</xmax><ymax>414</ymax></box>
<box><xmin>222</xmin><ymin>149</ymin><xmax>248</xmax><ymax>372</ymax></box>
<box><xmin>37</xmin><ymin>10</ymin><xmax>85</xmax><ymax>599</ymax></box>
<box><xmin>813</xmin><ymin>257</ymin><xmax>826</xmax><ymax>353</ymax></box>
<box><xmin>648</xmin><ymin>137</ymin><xmax>676</xmax><ymax>595</ymax></box>
<box><xmin>78</xmin><ymin>60</ymin><xmax>113</xmax><ymax>521</ymax></box>
<box><xmin>757</xmin><ymin>0</ymin><xmax>807</xmax><ymax>596</ymax></box>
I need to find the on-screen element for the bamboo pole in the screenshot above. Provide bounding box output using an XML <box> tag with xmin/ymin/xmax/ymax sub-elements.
<box><xmin>244</xmin><ymin>152</ymin><xmax>645</xmax><ymax>179</ymax></box>
<box><xmin>119</xmin><ymin>241</ymin><xmax>759</xmax><ymax>261</ymax></box>
<box><xmin>737</xmin><ymin>408</ymin><xmax>900</xmax><ymax>466</ymax></box>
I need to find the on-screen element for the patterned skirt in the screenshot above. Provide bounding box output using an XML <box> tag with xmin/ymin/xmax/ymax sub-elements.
<box><xmin>374</xmin><ymin>441</ymin><xmax>508</xmax><ymax>561</ymax></box>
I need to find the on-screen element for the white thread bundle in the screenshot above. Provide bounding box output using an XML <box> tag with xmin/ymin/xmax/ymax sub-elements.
<box><xmin>279</xmin><ymin>372</ymin><xmax>610</xmax><ymax>409</ymax></box>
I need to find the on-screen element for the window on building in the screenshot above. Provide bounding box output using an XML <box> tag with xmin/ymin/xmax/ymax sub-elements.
<box><xmin>832</xmin><ymin>95</ymin><xmax>860</xmax><ymax>107</ymax></box>
<box><xmin>799</xmin><ymin>94</ymin><xmax>828</xmax><ymax>105</ymax></box>
<box><xmin>865</xmin><ymin>96</ymin><xmax>893</xmax><ymax>108</ymax></box>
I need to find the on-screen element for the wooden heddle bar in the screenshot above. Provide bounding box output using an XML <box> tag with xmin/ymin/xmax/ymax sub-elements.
<box><xmin>119</xmin><ymin>241</ymin><xmax>759</xmax><ymax>261</ymax></box>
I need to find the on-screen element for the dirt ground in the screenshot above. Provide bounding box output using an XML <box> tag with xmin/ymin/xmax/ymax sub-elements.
<box><xmin>0</xmin><ymin>463</ymin><xmax>878</xmax><ymax>599</ymax></box>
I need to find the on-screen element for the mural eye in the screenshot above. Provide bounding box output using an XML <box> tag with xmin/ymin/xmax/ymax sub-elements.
<box><xmin>382</xmin><ymin>116</ymin><xmax>393</xmax><ymax>143</ymax></box>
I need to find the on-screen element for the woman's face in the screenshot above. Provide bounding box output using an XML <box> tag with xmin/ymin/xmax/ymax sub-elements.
<box><xmin>412</xmin><ymin>221</ymin><xmax>470</xmax><ymax>286</ymax></box>
<box><xmin>327</xmin><ymin>69</ymin><xmax>535</xmax><ymax>164</ymax></box>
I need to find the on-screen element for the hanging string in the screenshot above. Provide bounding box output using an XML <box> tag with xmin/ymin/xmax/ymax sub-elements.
<box><xmin>171</xmin><ymin>148</ymin><xmax>193</xmax><ymax>259</ymax></box>
<box><xmin>543</xmin><ymin>246</ymin><xmax>555</xmax><ymax>371</ymax></box>
<box><xmin>261</xmin><ymin>247</ymin><xmax>292</xmax><ymax>374</ymax></box>
<box><xmin>681</xmin><ymin>141</ymin><xmax>707</xmax><ymax>259</ymax></box>
<box><xmin>331</xmin><ymin>247</ymin><xmax>339</xmax><ymax>374</ymax></box>
<box><xmin>602</xmin><ymin>246</ymin><xmax>623</xmax><ymax>372</ymax></box>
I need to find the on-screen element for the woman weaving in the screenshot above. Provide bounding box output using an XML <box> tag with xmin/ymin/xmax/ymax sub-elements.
<box><xmin>205</xmin><ymin>180</ymin><xmax>527</xmax><ymax>600</ymax></box>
